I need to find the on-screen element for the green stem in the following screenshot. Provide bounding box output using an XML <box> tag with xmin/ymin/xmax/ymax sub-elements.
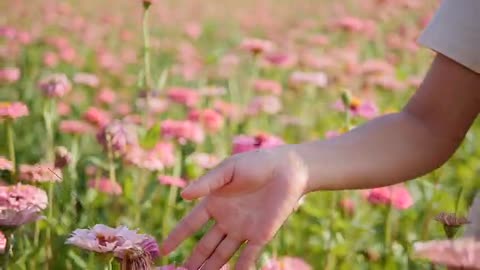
<box><xmin>5</xmin><ymin>120</ymin><xmax>16</xmax><ymax>180</ymax></box>
<box><xmin>384</xmin><ymin>204</ymin><xmax>393</xmax><ymax>263</ymax></box>
<box><xmin>142</xmin><ymin>5</ymin><xmax>152</xmax><ymax>89</ymax></box>
<box><xmin>1</xmin><ymin>232</ymin><xmax>14</xmax><ymax>270</ymax></box>
<box><xmin>106</xmin><ymin>134</ymin><xmax>117</xmax><ymax>183</ymax></box>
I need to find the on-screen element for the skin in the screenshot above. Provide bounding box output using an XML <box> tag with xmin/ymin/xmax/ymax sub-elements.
<box><xmin>160</xmin><ymin>53</ymin><xmax>480</xmax><ymax>270</ymax></box>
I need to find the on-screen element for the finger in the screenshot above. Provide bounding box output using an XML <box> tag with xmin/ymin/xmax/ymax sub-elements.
<box><xmin>201</xmin><ymin>236</ymin><xmax>242</xmax><ymax>270</ymax></box>
<box><xmin>235</xmin><ymin>243</ymin><xmax>264</xmax><ymax>270</ymax></box>
<box><xmin>184</xmin><ymin>224</ymin><xmax>225</xmax><ymax>270</ymax></box>
<box><xmin>181</xmin><ymin>159</ymin><xmax>235</xmax><ymax>200</ymax></box>
<box><xmin>160</xmin><ymin>202</ymin><xmax>209</xmax><ymax>255</ymax></box>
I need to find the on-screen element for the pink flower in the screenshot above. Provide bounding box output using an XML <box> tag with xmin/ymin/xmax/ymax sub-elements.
<box><xmin>83</xmin><ymin>107</ymin><xmax>111</xmax><ymax>128</ymax></box>
<box><xmin>0</xmin><ymin>102</ymin><xmax>29</xmax><ymax>120</ymax></box>
<box><xmin>96</xmin><ymin>120</ymin><xmax>138</xmax><ymax>154</ymax></box>
<box><xmin>263</xmin><ymin>52</ymin><xmax>297</xmax><ymax>68</ymax></box>
<box><xmin>188</xmin><ymin>152</ymin><xmax>219</xmax><ymax>169</ymax></box>
<box><xmin>43</xmin><ymin>51</ymin><xmax>59</xmax><ymax>67</ymax></box>
<box><xmin>38</xmin><ymin>73</ymin><xmax>71</xmax><ymax>98</ymax></box>
<box><xmin>0</xmin><ymin>184</ymin><xmax>48</xmax><ymax>227</ymax></box>
<box><xmin>161</xmin><ymin>120</ymin><xmax>205</xmax><ymax>144</ymax></box>
<box><xmin>96</xmin><ymin>88</ymin><xmax>116</xmax><ymax>104</ymax></box>
<box><xmin>0</xmin><ymin>67</ymin><xmax>20</xmax><ymax>83</ymax></box>
<box><xmin>0</xmin><ymin>157</ymin><xmax>13</xmax><ymax>171</ymax></box>
<box><xmin>73</xmin><ymin>72</ymin><xmax>99</xmax><ymax>88</ymax></box>
<box><xmin>184</xmin><ymin>22</ymin><xmax>202</xmax><ymax>39</ymax></box>
<box><xmin>19</xmin><ymin>164</ymin><xmax>62</xmax><ymax>183</ymax></box>
<box><xmin>188</xmin><ymin>109</ymin><xmax>224</xmax><ymax>133</ymax></box>
<box><xmin>333</xmin><ymin>98</ymin><xmax>379</xmax><ymax>119</ymax></box>
<box><xmin>166</xmin><ymin>87</ymin><xmax>200</xmax><ymax>107</ymax></box>
<box><xmin>0</xmin><ymin>231</ymin><xmax>6</xmax><ymax>254</ymax></box>
<box><xmin>247</xmin><ymin>95</ymin><xmax>282</xmax><ymax>115</ymax></box>
<box><xmin>88</xmin><ymin>178</ymin><xmax>122</xmax><ymax>195</ymax></box>
<box><xmin>262</xmin><ymin>257</ymin><xmax>312</xmax><ymax>270</ymax></box>
<box><xmin>57</xmin><ymin>102</ymin><xmax>71</xmax><ymax>116</ymax></box>
<box><xmin>340</xmin><ymin>199</ymin><xmax>355</xmax><ymax>215</ymax></box>
<box><xmin>253</xmin><ymin>79</ymin><xmax>282</xmax><ymax>95</ymax></box>
<box><xmin>232</xmin><ymin>134</ymin><xmax>284</xmax><ymax>154</ymax></box>
<box><xmin>289</xmin><ymin>71</ymin><xmax>328</xmax><ymax>88</ymax></box>
<box><xmin>54</xmin><ymin>146</ymin><xmax>72</xmax><ymax>169</ymax></box>
<box><xmin>240</xmin><ymin>38</ymin><xmax>274</xmax><ymax>55</ymax></box>
<box><xmin>213</xmin><ymin>100</ymin><xmax>240</xmax><ymax>119</ymax></box>
<box><xmin>59</xmin><ymin>120</ymin><xmax>93</xmax><ymax>135</ymax></box>
<box><xmin>413</xmin><ymin>238</ymin><xmax>480</xmax><ymax>269</ymax></box>
<box><xmin>158</xmin><ymin>176</ymin><xmax>187</xmax><ymax>188</ymax></box>
<box><xmin>124</xmin><ymin>141</ymin><xmax>174</xmax><ymax>171</ymax></box>
<box><xmin>362</xmin><ymin>184</ymin><xmax>413</xmax><ymax>210</ymax></box>
<box><xmin>66</xmin><ymin>224</ymin><xmax>146</xmax><ymax>253</ymax></box>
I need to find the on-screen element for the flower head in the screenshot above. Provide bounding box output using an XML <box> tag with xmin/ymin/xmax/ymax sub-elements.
<box><xmin>0</xmin><ymin>67</ymin><xmax>20</xmax><ymax>83</ymax></box>
<box><xmin>158</xmin><ymin>176</ymin><xmax>187</xmax><ymax>188</ymax></box>
<box><xmin>54</xmin><ymin>146</ymin><xmax>72</xmax><ymax>169</ymax></box>
<box><xmin>0</xmin><ymin>102</ymin><xmax>29</xmax><ymax>120</ymax></box>
<box><xmin>414</xmin><ymin>238</ymin><xmax>480</xmax><ymax>269</ymax></box>
<box><xmin>0</xmin><ymin>184</ymin><xmax>48</xmax><ymax>228</ymax></box>
<box><xmin>188</xmin><ymin>109</ymin><xmax>224</xmax><ymax>133</ymax></box>
<box><xmin>333</xmin><ymin>98</ymin><xmax>379</xmax><ymax>119</ymax></box>
<box><xmin>232</xmin><ymin>134</ymin><xmax>284</xmax><ymax>155</ymax></box>
<box><xmin>0</xmin><ymin>157</ymin><xmax>13</xmax><ymax>171</ymax></box>
<box><xmin>262</xmin><ymin>257</ymin><xmax>312</xmax><ymax>270</ymax></box>
<box><xmin>59</xmin><ymin>120</ymin><xmax>93</xmax><ymax>135</ymax></box>
<box><xmin>123</xmin><ymin>142</ymin><xmax>175</xmax><ymax>171</ymax></box>
<box><xmin>38</xmin><ymin>73</ymin><xmax>71</xmax><ymax>98</ymax></box>
<box><xmin>289</xmin><ymin>71</ymin><xmax>328</xmax><ymax>88</ymax></box>
<box><xmin>166</xmin><ymin>87</ymin><xmax>200</xmax><ymax>107</ymax></box>
<box><xmin>240</xmin><ymin>38</ymin><xmax>274</xmax><ymax>55</ymax></box>
<box><xmin>97</xmin><ymin>120</ymin><xmax>138</xmax><ymax>154</ymax></box>
<box><xmin>253</xmin><ymin>79</ymin><xmax>282</xmax><ymax>95</ymax></box>
<box><xmin>66</xmin><ymin>224</ymin><xmax>146</xmax><ymax>253</ymax></box>
<box><xmin>19</xmin><ymin>164</ymin><xmax>62</xmax><ymax>183</ymax></box>
<box><xmin>435</xmin><ymin>212</ymin><xmax>470</xmax><ymax>239</ymax></box>
<box><xmin>161</xmin><ymin>120</ymin><xmax>204</xmax><ymax>144</ymax></box>
<box><xmin>362</xmin><ymin>184</ymin><xmax>413</xmax><ymax>210</ymax></box>
<box><xmin>83</xmin><ymin>107</ymin><xmax>111</xmax><ymax>128</ymax></box>
<box><xmin>73</xmin><ymin>72</ymin><xmax>99</xmax><ymax>88</ymax></box>
<box><xmin>88</xmin><ymin>178</ymin><xmax>122</xmax><ymax>195</ymax></box>
<box><xmin>247</xmin><ymin>95</ymin><xmax>282</xmax><ymax>115</ymax></box>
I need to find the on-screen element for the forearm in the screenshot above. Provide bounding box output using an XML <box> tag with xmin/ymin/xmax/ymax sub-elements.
<box><xmin>294</xmin><ymin>111</ymin><xmax>461</xmax><ymax>192</ymax></box>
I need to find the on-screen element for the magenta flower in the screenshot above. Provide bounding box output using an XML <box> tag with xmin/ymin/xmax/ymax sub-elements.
<box><xmin>0</xmin><ymin>102</ymin><xmax>29</xmax><ymax>120</ymax></box>
<box><xmin>414</xmin><ymin>238</ymin><xmax>480</xmax><ymax>269</ymax></box>
<box><xmin>262</xmin><ymin>257</ymin><xmax>312</xmax><ymax>270</ymax></box>
<box><xmin>166</xmin><ymin>87</ymin><xmax>200</xmax><ymax>107</ymax></box>
<box><xmin>87</xmin><ymin>178</ymin><xmax>122</xmax><ymax>195</ymax></box>
<box><xmin>0</xmin><ymin>67</ymin><xmax>20</xmax><ymax>83</ymax></box>
<box><xmin>0</xmin><ymin>184</ymin><xmax>48</xmax><ymax>227</ymax></box>
<box><xmin>253</xmin><ymin>79</ymin><xmax>282</xmax><ymax>95</ymax></box>
<box><xmin>161</xmin><ymin>119</ymin><xmax>205</xmax><ymax>144</ymax></box>
<box><xmin>0</xmin><ymin>157</ymin><xmax>13</xmax><ymax>171</ymax></box>
<box><xmin>38</xmin><ymin>73</ymin><xmax>71</xmax><ymax>98</ymax></box>
<box><xmin>158</xmin><ymin>176</ymin><xmax>187</xmax><ymax>188</ymax></box>
<box><xmin>232</xmin><ymin>133</ymin><xmax>284</xmax><ymax>155</ymax></box>
<box><xmin>73</xmin><ymin>72</ymin><xmax>99</xmax><ymax>88</ymax></box>
<box><xmin>362</xmin><ymin>184</ymin><xmax>413</xmax><ymax>210</ymax></box>
<box><xmin>59</xmin><ymin>120</ymin><xmax>93</xmax><ymax>135</ymax></box>
<box><xmin>18</xmin><ymin>164</ymin><xmax>62</xmax><ymax>183</ymax></box>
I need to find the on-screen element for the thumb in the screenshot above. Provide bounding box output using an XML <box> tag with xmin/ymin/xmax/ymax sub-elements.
<box><xmin>181</xmin><ymin>160</ymin><xmax>235</xmax><ymax>200</ymax></box>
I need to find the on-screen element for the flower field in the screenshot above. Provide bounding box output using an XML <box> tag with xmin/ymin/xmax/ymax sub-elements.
<box><xmin>0</xmin><ymin>0</ymin><xmax>479</xmax><ymax>269</ymax></box>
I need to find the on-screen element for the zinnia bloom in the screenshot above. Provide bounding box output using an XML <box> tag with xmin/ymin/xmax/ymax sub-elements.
<box><xmin>166</xmin><ymin>87</ymin><xmax>200</xmax><ymax>107</ymax></box>
<box><xmin>0</xmin><ymin>102</ymin><xmax>29</xmax><ymax>120</ymax></box>
<box><xmin>96</xmin><ymin>120</ymin><xmax>138</xmax><ymax>154</ymax></box>
<box><xmin>73</xmin><ymin>72</ymin><xmax>99</xmax><ymax>88</ymax></box>
<box><xmin>83</xmin><ymin>107</ymin><xmax>111</xmax><ymax>128</ymax></box>
<box><xmin>0</xmin><ymin>67</ymin><xmax>20</xmax><ymax>83</ymax></box>
<box><xmin>59</xmin><ymin>120</ymin><xmax>93</xmax><ymax>135</ymax></box>
<box><xmin>262</xmin><ymin>257</ymin><xmax>312</xmax><ymax>270</ymax></box>
<box><xmin>333</xmin><ymin>98</ymin><xmax>379</xmax><ymax>119</ymax></box>
<box><xmin>66</xmin><ymin>224</ymin><xmax>147</xmax><ymax>253</ymax></box>
<box><xmin>123</xmin><ymin>142</ymin><xmax>175</xmax><ymax>171</ymax></box>
<box><xmin>247</xmin><ymin>95</ymin><xmax>282</xmax><ymax>115</ymax></box>
<box><xmin>232</xmin><ymin>134</ymin><xmax>284</xmax><ymax>154</ymax></box>
<box><xmin>413</xmin><ymin>238</ymin><xmax>480</xmax><ymax>269</ymax></box>
<box><xmin>188</xmin><ymin>152</ymin><xmax>219</xmax><ymax>169</ymax></box>
<box><xmin>38</xmin><ymin>73</ymin><xmax>72</xmax><ymax>98</ymax></box>
<box><xmin>54</xmin><ymin>146</ymin><xmax>72</xmax><ymax>169</ymax></box>
<box><xmin>18</xmin><ymin>164</ymin><xmax>62</xmax><ymax>183</ymax></box>
<box><xmin>158</xmin><ymin>176</ymin><xmax>187</xmax><ymax>188</ymax></box>
<box><xmin>161</xmin><ymin>120</ymin><xmax>204</xmax><ymax>144</ymax></box>
<box><xmin>88</xmin><ymin>178</ymin><xmax>122</xmax><ymax>195</ymax></box>
<box><xmin>362</xmin><ymin>184</ymin><xmax>414</xmax><ymax>210</ymax></box>
<box><xmin>0</xmin><ymin>184</ymin><xmax>48</xmax><ymax>227</ymax></box>
<box><xmin>240</xmin><ymin>38</ymin><xmax>274</xmax><ymax>55</ymax></box>
<box><xmin>289</xmin><ymin>71</ymin><xmax>328</xmax><ymax>88</ymax></box>
<box><xmin>188</xmin><ymin>109</ymin><xmax>224</xmax><ymax>133</ymax></box>
<box><xmin>435</xmin><ymin>212</ymin><xmax>471</xmax><ymax>239</ymax></box>
<box><xmin>0</xmin><ymin>157</ymin><xmax>13</xmax><ymax>171</ymax></box>
<box><xmin>253</xmin><ymin>79</ymin><xmax>282</xmax><ymax>95</ymax></box>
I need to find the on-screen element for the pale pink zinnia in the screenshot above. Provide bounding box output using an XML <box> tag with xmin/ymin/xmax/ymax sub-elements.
<box><xmin>18</xmin><ymin>164</ymin><xmax>62</xmax><ymax>183</ymax></box>
<box><xmin>240</xmin><ymin>38</ymin><xmax>274</xmax><ymax>55</ymax></box>
<box><xmin>0</xmin><ymin>184</ymin><xmax>48</xmax><ymax>227</ymax></box>
<box><xmin>38</xmin><ymin>73</ymin><xmax>72</xmax><ymax>98</ymax></box>
<box><xmin>247</xmin><ymin>95</ymin><xmax>282</xmax><ymax>115</ymax></box>
<box><xmin>253</xmin><ymin>79</ymin><xmax>282</xmax><ymax>95</ymax></box>
<box><xmin>96</xmin><ymin>120</ymin><xmax>138</xmax><ymax>154</ymax></box>
<box><xmin>0</xmin><ymin>102</ymin><xmax>29</xmax><ymax>120</ymax></box>
<box><xmin>362</xmin><ymin>184</ymin><xmax>413</xmax><ymax>210</ymax></box>
<box><xmin>66</xmin><ymin>224</ymin><xmax>146</xmax><ymax>253</ymax></box>
<box><xmin>161</xmin><ymin>120</ymin><xmax>205</xmax><ymax>144</ymax></box>
<box><xmin>158</xmin><ymin>176</ymin><xmax>187</xmax><ymax>188</ymax></box>
<box><xmin>0</xmin><ymin>67</ymin><xmax>20</xmax><ymax>83</ymax></box>
<box><xmin>123</xmin><ymin>144</ymin><xmax>164</xmax><ymax>172</ymax></box>
<box><xmin>96</xmin><ymin>88</ymin><xmax>117</xmax><ymax>105</ymax></box>
<box><xmin>262</xmin><ymin>257</ymin><xmax>312</xmax><ymax>270</ymax></box>
<box><xmin>232</xmin><ymin>134</ymin><xmax>284</xmax><ymax>155</ymax></box>
<box><xmin>73</xmin><ymin>72</ymin><xmax>99</xmax><ymax>88</ymax></box>
<box><xmin>188</xmin><ymin>109</ymin><xmax>224</xmax><ymax>133</ymax></box>
<box><xmin>59</xmin><ymin>120</ymin><xmax>93</xmax><ymax>135</ymax></box>
<box><xmin>333</xmin><ymin>98</ymin><xmax>379</xmax><ymax>119</ymax></box>
<box><xmin>0</xmin><ymin>157</ymin><xmax>13</xmax><ymax>171</ymax></box>
<box><xmin>166</xmin><ymin>87</ymin><xmax>200</xmax><ymax>107</ymax></box>
<box><xmin>289</xmin><ymin>71</ymin><xmax>328</xmax><ymax>88</ymax></box>
<box><xmin>83</xmin><ymin>107</ymin><xmax>111</xmax><ymax>128</ymax></box>
<box><xmin>88</xmin><ymin>178</ymin><xmax>122</xmax><ymax>195</ymax></box>
<box><xmin>188</xmin><ymin>152</ymin><xmax>219</xmax><ymax>169</ymax></box>
<box><xmin>414</xmin><ymin>238</ymin><xmax>480</xmax><ymax>269</ymax></box>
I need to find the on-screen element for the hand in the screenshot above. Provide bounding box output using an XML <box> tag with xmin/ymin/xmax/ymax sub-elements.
<box><xmin>160</xmin><ymin>147</ymin><xmax>309</xmax><ymax>270</ymax></box>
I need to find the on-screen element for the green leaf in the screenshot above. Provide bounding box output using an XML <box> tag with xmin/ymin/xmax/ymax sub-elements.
<box><xmin>140</xmin><ymin>124</ymin><xmax>161</xmax><ymax>149</ymax></box>
<box><xmin>68</xmin><ymin>250</ymin><xmax>88</xmax><ymax>269</ymax></box>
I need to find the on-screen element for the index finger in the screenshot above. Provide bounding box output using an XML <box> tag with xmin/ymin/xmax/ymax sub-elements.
<box><xmin>160</xmin><ymin>201</ymin><xmax>210</xmax><ymax>255</ymax></box>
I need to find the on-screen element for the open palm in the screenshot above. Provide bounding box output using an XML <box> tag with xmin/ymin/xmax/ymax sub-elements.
<box><xmin>160</xmin><ymin>149</ymin><xmax>308</xmax><ymax>270</ymax></box>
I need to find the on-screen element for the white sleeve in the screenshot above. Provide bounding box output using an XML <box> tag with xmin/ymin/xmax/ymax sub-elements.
<box><xmin>418</xmin><ymin>0</ymin><xmax>480</xmax><ymax>73</ymax></box>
